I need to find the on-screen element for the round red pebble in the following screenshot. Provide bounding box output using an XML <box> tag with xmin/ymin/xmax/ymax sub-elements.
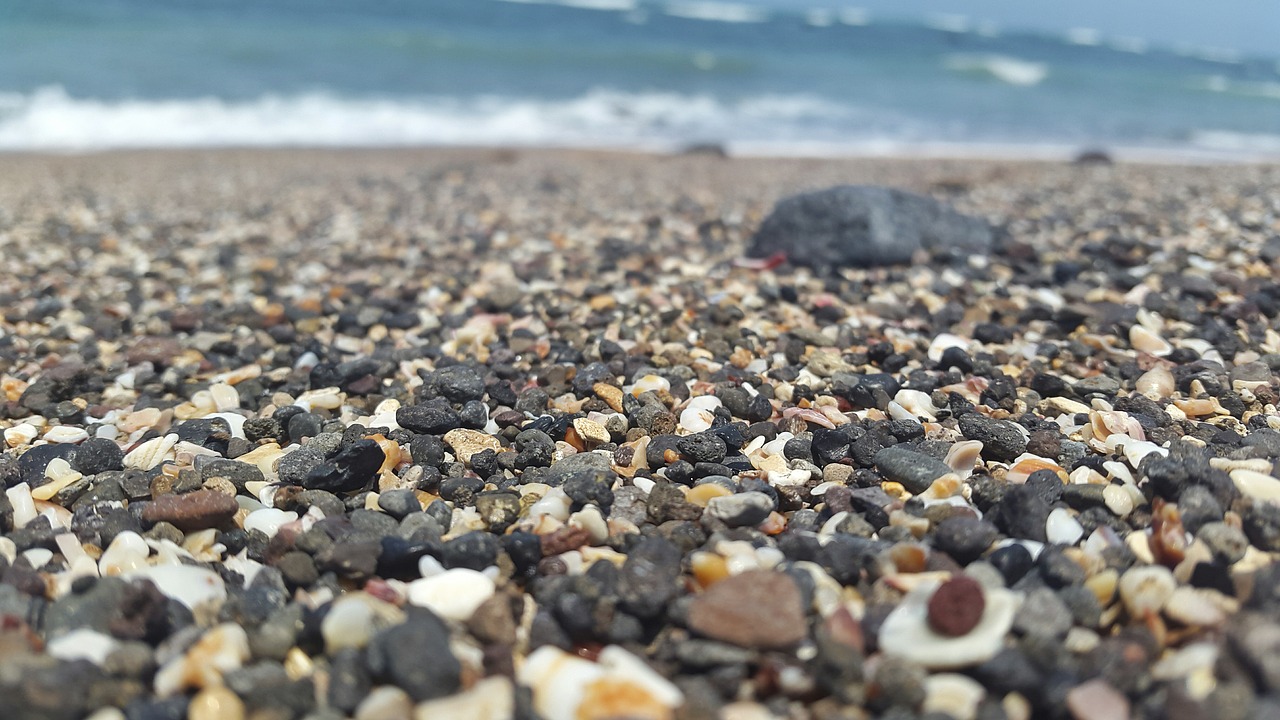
<box><xmin>926</xmin><ymin>575</ymin><xmax>986</xmax><ymax>637</ymax></box>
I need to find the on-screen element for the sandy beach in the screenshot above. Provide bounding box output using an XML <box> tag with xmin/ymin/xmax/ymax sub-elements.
<box><xmin>1</xmin><ymin>148</ymin><xmax>1279</xmax><ymax>720</ymax></box>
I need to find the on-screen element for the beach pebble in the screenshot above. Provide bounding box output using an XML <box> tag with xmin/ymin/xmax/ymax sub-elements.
<box><xmin>704</xmin><ymin>491</ymin><xmax>773</xmax><ymax>528</ymax></box>
<box><xmin>874</xmin><ymin>445</ymin><xmax>954</xmax><ymax>494</ymax></box>
<box><xmin>154</xmin><ymin>623</ymin><xmax>250</xmax><ymax>696</ymax></box>
<box><xmin>127</xmin><ymin>564</ymin><xmax>226</xmax><ymax>611</ymax></box>
<box><xmin>927</xmin><ymin>575</ymin><xmax>987</xmax><ymax>637</ymax></box>
<box><xmin>243</xmin><ymin>508</ymin><xmax>298</xmax><ymax>538</ymax></box>
<box><xmin>142</xmin><ymin>489</ymin><xmax>238</xmax><ymax>531</ymax></box>
<box><xmin>687</xmin><ymin>570</ymin><xmax>807</xmax><ymax>649</ymax></box>
<box><xmin>1066</xmin><ymin>678</ymin><xmax>1129</xmax><ymax>720</ymax></box>
<box><xmin>1046</xmin><ymin>508</ymin><xmax>1085</xmax><ymax>546</ymax></box>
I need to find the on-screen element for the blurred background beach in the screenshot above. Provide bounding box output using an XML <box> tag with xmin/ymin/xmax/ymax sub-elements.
<box><xmin>2</xmin><ymin>0</ymin><xmax>1278</xmax><ymax>160</ymax></box>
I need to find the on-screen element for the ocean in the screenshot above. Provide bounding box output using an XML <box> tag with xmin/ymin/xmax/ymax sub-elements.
<box><xmin>2</xmin><ymin>0</ymin><xmax>1279</xmax><ymax>159</ymax></box>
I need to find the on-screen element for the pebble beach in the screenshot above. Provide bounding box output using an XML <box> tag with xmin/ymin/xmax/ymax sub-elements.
<box><xmin>1</xmin><ymin>148</ymin><xmax>1280</xmax><ymax>720</ymax></box>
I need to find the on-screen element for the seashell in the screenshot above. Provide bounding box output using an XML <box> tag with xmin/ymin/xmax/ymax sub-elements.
<box><xmin>923</xmin><ymin>674</ymin><xmax>986</xmax><ymax>720</ymax></box>
<box><xmin>127</xmin><ymin>564</ymin><xmax>226</xmax><ymax>612</ymax></box>
<box><xmin>1046</xmin><ymin>508</ymin><xmax>1085</xmax><ymax>546</ymax></box>
<box><xmin>894</xmin><ymin>389</ymin><xmax>939</xmax><ymax>421</ymax></box>
<box><xmin>31</xmin><ymin>459</ymin><xmax>83</xmax><ymax>501</ymax></box>
<box><xmin>413</xmin><ymin>676</ymin><xmax>514</xmax><ymax>720</ymax></box>
<box><xmin>1163</xmin><ymin>587</ymin><xmax>1234</xmax><ymax>627</ymax></box>
<box><xmin>1135</xmin><ymin>366</ymin><xmax>1175</xmax><ymax>400</ymax></box>
<box><xmin>124</xmin><ymin>433</ymin><xmax>179</xmax><ymax>470</ymax></box>
<box><xmin>783</xmin><ymin>405</ymin><xmax>836</xmax><ymax>429</ymax></box>
<box><xmin>1129</xmin><ymin>325</ymin><xmax>1172</xmax><ymax>356</ymax></box>
<box><xmin>1150</xmin><ymin>642</ymin><xmax>1218</xmax><ymax>682</ymax></box>
<box><xmin>43</xmin><ymin>425</ymin><xmax>89</xmax><ymax>444</ymax></box>
<box><xmin>1005</xmin><ymin>454</ymin><xmax>1066</xmax><ymax>485</ymax></box>
<box><xmin>294</xmin><ymin>387</ymin><xmax>344</xmax><ymax>411</ymax></box>
<box><xmin>100</xmin><ymin>531</ymin><xmax>150</xmax><ymax>575</ymax></box>
<box><xmin>928</xmin><ymin>334</ymin><xmax>971</xmax><ymax>363</ymax></box>
<box><xmin>569</xmin><ymin>505</ymin><xmax>609</xmax><ymax>544</ymax></box>
<box><xmin>4</xmin><ymin>423</ymin><xmax>38</xmax><ymax>448</ymax></box>
<box><xmin>1230</xmin><ymin>468</ymin><xmax>1280</xmax><ymax>505</ymax></box>
<box><xmin>243</xmin><ymin>508</ymin><xmax>298</xmax><ymax>539</ymax></box>
<box><xmin>940</xmin><ymin>376</ymin><xmax>989</xmax><ymax>404</ymax></box>
<box><xmin>944</xmin><ymin>440</ymin><xmax>983</xmax><ymax>479</ymax></box>
<box><xmin>153</xmin><ymin>623</ymin><xmax>249</xmax><ymax>697</ymax></box>
<box><xmin>1118</xmin><ymin>565</ymin><xmax>1176</xmax><ymax>617</ymax></box>
<box><xmin>47</xmin><ymin>629</ymin><xmax>120</xmax><ymax>665</ymax></box>
<box><xmin>528</xmin><ymin>487</ymin><xmax>573</xmax><ymax>522</ymax></box>
<box><xmin>235</xmin><ymin>442</ymin><xmax>284</xmax><ymax>480</ymax></box>
<box><xmin>1089</xmin><ymin>410</ymin><xmax>1145</xmax><ymax>443</ymax></box>
<box><xmin>1103</xmin><ymin>485</ymin><xmax>1135</xmax><ymax>518</ymax></box>
<box><xmin>209</xmin><ymin>383</ymin><xmax>240</xmax><ymax>412</ymax></box>
<box><xmin>354</xmin><ymin>687</ymin><xmax>414</xmax><ymax>720</ymax></box>
<box><xmin>518</xmin><ymin>645</ymin><xmax>683</xmax><ymax>720</ymax></box>
<box><xmin>678</xmin><ymin>407</ymin><xmax>715</xmax><ymax>434</ymax></box>
<box><xmin>119</xmin><ymin>407</ymin><xmax>163</xmax><ymax>434</ymax></box>
<box><xmin>1172</xmin><ymin>397</ymin><xmax>1225</xmax><ymax>418</ymax></box>
<box><xmin>918</xmin><ymin>473</ymin><xmax>964</xmax><ymax>502</ymax></box>
<box><xmin>321</xmin><ymin>593</ymin><xmax>404</xmax><ymax>653</ymax></box>
<box><xmin>406</xmin><ymin>568</ymin><xmax>496</xmax><ymax>622</ymax></box>
<box><xmin>1150</xmin><ymin>499</ymin><xmax>1187</xmax><ymax>566</ymax></box>
<box><xmin>6</xmin><ymin>483</ymin><xmax>36</xmax><ymax>529</ymax></box>
<box><xmin>878</xmin><ymin>580</ymin><xmax>1021</xmax><ymax>669</ymax></box>
<box><xmin>628</xmin><ymin>374</ymin><xmax>670</xmax><ymax>398</ymax></box>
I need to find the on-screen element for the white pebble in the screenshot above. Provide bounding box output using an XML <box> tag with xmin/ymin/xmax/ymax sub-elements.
<box><xmin>100</xmin><ymin>531</ymin><xmax>150</xmax><ymax>575</ymax></box>
<box><xmin>1045</xmin><ymin>508</ymin><xmax>1084</xmax><ymax>546</ymax></box>
<box><xmin>356</xmin><ymin>686</ymin><xmax>414</xmax><ymax>720</ymax></box>
<box><xmin>4</xmin><ymin>423</ymin><xmax>38</xmax><ymax>448</ymax></box>
<box><xmin>406</xmin><ymin>568</ymin><xmax>496</xmax><ymax>622</ymax></box>
<box><xmin>153</xmin><ymin>623</ymin><xmax>248</xmax><ymax>697</ymax></box>
<box><xmin>413</xmin><ymin>676</ymin><xmax>513</xmax><ymax>720</ymax></box>
<box><xmin>519</xmin><ymin>645</ymin><xmax>682</xmax><ymax>720</ymax></box>
<box><xmin>21</xmin><ymin>547</ymin><xmax>52</xmax><ymax>569</ymax></box>
<box><xmin>1103</xmin><ymin>485</ymin><xmax>1134</xmax><ymax>518</ymax></box>
<box><xmin>923</xmin><ymin>674</ymin><xmax>985</xmax><ymax>720</ymax></box>
<box><xmin>878</xmin><ymin>581</ymin><xmax>1022</xmax><ymax>669</ymax></box>
<box><xmin>1230</xmin><ymin>469</ymin><xmax>1280</xmax><ymax>504</ymax></box>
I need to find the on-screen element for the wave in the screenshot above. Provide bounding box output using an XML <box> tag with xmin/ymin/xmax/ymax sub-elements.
<box><xmin>661</xmin><ymin>1</ymin><xmax>768</xmax><ymax>23</ymax></box>
<box><xmin>1191</xmin><ymin>130</ymin><xmax>1280</xmax><ymax>154</ymax></box>
<box><xmin>493</xmin><ymin>0</ymin><xmax>638</xmax><ymax>10</ymax></box>
<box><xmin>1194</xmin><ymin>76</ymin><xmax>1280</xmax><ymax>100</ymax></box>
<box><xmin>0</xmin><ymin>86</ymin><xmax>866</xmax><ymax>151</ymax></box>
<box><xmin>943</xmin><ymin>54</ymin><xmax>1049</xmax><ymax>87</ymax></box>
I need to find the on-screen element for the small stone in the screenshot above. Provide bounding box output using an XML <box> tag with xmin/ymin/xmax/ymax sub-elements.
<box><xmin>874</xmin><ymin>445</ymin><xmax>954</xmax><ymax>494</ymax></box>
<box><xmin>276</xmin><ymin>447</ymin><xmax>325</xmax><ymax>485</ymax></box>
<box><xmin>189</xmin><ymin>686</ymin><xmax>246</xmax><ymax>720</ymax></box>
<box><xmin>406</xmin><ymin>568</ymin><xmax>496</xmax><ymax>622</ymax></box>
<box><xmin>412</xmin><ymin>676</ymin><xmax>513</xmax><ymax>720</ymax></box>
<box><xmin>1066</xmin><ymin>678</ymin><xmax>1129</xmax><ymax>720</ymax></box>
<box><xmin>1197</xmin><ymin>521</ymin><xmax>1249</xmax><ymax>564</ymax></box>
<box><xmin>705</xmin><ymin>492</ymin><xmax>773</xmax><ymax>528</ymax></box>
<box><xmin>303</xmin><ymin>439</ymin><xmax>385</xmax><ymax>493</ymax></box>
<box><xmin>378</xmin><ymin>488</ymin><xmax>422</xmax><ymax>519</ymax></box>
<box><xmin>928</xmin><ymin>575</ymin><xmax>986</xmax><ymax>637</ymax></box>
<box><xmin>957</xmin><ymin>415</ymin><xmax>1027</xmax><ymax>463</ymax></box>
<box><xmin>141</xmin><ymin>490</ymin><xmax>238</xmax><ymax>532</ymax></box>
<box><xmin>932</xmin><ymin>517</ymin><xmax>997</xmax><ymax>565</ymax></box>
<box><xmin>442</xmin><ymin>429</ymin><xmax>501</xmax><ymax>466</ymax></box>
<box><xmin>396</xmin><ymin>405</ymin><xmax>461</xmax><ymax>435</ymax></box>
<box><xmin>356</xmin><ymin>686</ymin><xmax>414</xmax><ymax>720</ymax></box>
<box><xmin>71</xmin><ymin>437</ymin><xmax>126</xmax><ymax>475</ymax></box>
<box><xmin>572</xmin><ymin>417</ymin><xmax>611</xmax><ymax>446</ymax></box>
<box><xmin>686</xmin><ymin>570</ymin><xmax>807</xmax><ymax>650</ymax></box>
<box><xmin>366</xmin><ymin>607</ymin><xmax>462</xmax><ymax>702</ymax></box>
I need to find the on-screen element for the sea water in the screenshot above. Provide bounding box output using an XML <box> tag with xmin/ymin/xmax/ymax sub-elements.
<box><xmin>1</xmin><ymin>0</ymin><xmax>1278</xmax><ymax>159</ymax></box>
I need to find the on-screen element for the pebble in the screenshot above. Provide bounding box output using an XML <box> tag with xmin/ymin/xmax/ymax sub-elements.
<box><xmin>443</xmin><ymin>428</ymin><xmax>503</xmax><ymax>466</ymax></box>
<box><xmin>189</xmin><ymin>686</ymin><xmax>246</xmax><ymax>720</ymax></box>
<box><xmin>927</xmin><ymin>575</ymin><xmax>987</xmax><ymax>637</ymax></box>
<box><xmin>704</xmin><ymin>491</ymin><xmax>773</xmax><ymax>528</ymax></box>
<box><xmin>1118</xmin><ymin>565</ymin><xmax>1177</xmax><ymax>617</ymax></box>
<box><xmin>686</xmin><ymin>570</ymin><xmax>807</xmax><ymax>650</ymax></box>
<box><xmin>142</xmin><ymin>489</ymin><xmax>239</xmax><ymax>531</ymax></box>
<box><xmin>874</xmin><ymin>445</ymin><xmax>954</xmax><ymax>494</ymax></box>
<box><xmin>1066</xmin><ymin>678</ymin><xmax>1129</xmax><ymax>720</ymax></box>
<box><xmin>153</xmin><ymin>623</ymin><xmax>249</xmax><ymax>696</ymax></box>
<box><xmin>412</xmin><ymin>676</ymin><xmax>513</xmax><ymax>720</ymax></box>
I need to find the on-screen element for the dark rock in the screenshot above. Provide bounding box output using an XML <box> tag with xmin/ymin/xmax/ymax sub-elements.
<box><xmin>366</xmin><ymin>607</ymin><xmax>461</xmax><ymax>702</ymax></box>
<box><xmin>303</xmin><ymin>440</ymin><xmax>385</xmax><ymax>493</ymax></box>
<box><xmin>617</xmin><ymin>537</ymin><xmax>682</xmax><ymax>618</ymax></box>
<box><xmin>276</xmin><ymin>446</ymin><xmax>326</xmax><ymax>486</ymax></box>
<box><xmin>396</xmin><ymin>405</ymin><xmax>461</xmax><ymax>435</ymax></box>
<box><xmin>70</xmin><ymin>437</ymin><xmax>125</xmax><ymax>476</ymax></box>
<box><xmin>747</xmin><ymin>185</ymin><xmax>993</xmax><ymax>269</ymax></box>
<box><xmin>873</xmin><ymin>445</ymin><xmax>952</xmax><ymax>494</ymax></box>
<box><xmin>932</xmin><ymin>517</ymin><xmax>997</xmax><ymax>565</ymax></box>
<box><xmin>958</xmin><ymin>414</ymin><xmax>1028</xmax><ymax>463</ymax></box>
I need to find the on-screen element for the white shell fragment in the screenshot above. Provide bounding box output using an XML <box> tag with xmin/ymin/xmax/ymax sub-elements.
<box><xmin>406</xmin><ymin>568</ymin><xmax>497</xmax><ymax>622</ymax></box>
<box><xmin>519</xmin><ymin>645</ymin><xmax>683</xmax><ymax>720</ymax></box>
<box><xmin>127</xmin><ymin>564</ymin><xmax>227</xmax><ymax>611</ymax></box>
<box><xmin>878</xmin><ymin>581</ymin><xmax>1022</xmax><ymax>669</ymax></box>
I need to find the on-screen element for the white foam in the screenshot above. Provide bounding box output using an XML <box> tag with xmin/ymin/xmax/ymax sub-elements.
<box><xmin>944</xmin><ymin>54</ymin><xmax>1048</xmax><ymax>87</ymax></box>
<box><xmin>836</xmin><ymin>7</ymin><xmax>869</xmax><ymax>26</ymax></box>
<box><xmin>494</xmin><ymin>0</ymin><xmax>637</xmax><ymax>9</ymax></box>
<box><xmin>925</xmin><ymin>13</ymin><xmax>969</xmax><ymax>33</ymax></box>
<box><xmin>0</xmin><ymin>85</ymin><xmax>857</xmax><ymax>151</ymax></box>
<box><xmin>804</xmin><ymin>8</ymin><xmax>833</xmax><ymax>27</ymax></box>
<box><xmin>1064</xmin><ymin>27</ymin><xmax>1101</xmax><ymax>46</ymax></box>
<box><xmin>662</xmin><ymin>1</ymin><xmax>768</xmax><ymax>23</ymax></box>
<box><xmin>1109</xmin><ymin>36</ymin><xmax>1148</xmax><ymax>54</ymax></box>
<box><xmin>1191</xmin><ymin>130</ymin><xmax>1280</xmax><ymax>154</ymax></box>
<box><xmin>1194</xmin><ymin>76</ymin><xmax>1280</xmax><ymax>101</ymax></box>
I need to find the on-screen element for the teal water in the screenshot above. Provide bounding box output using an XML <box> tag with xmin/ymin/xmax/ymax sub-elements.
<box><xmin>1</xmin><ymin>0</ymin><xmax>1278</xmax><ymax>157</ymax></box>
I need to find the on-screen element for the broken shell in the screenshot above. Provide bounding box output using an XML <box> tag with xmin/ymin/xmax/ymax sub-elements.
<box><xmin>1135</xmin><ymin>366</ymin><xmax>1175</xmax><ymax>400</ymax></box>
<box><xmin>406</xmin><ymin>568</ymin><xmax>496</xmax><ymax>622</ymax></box>
<box><xmin>628</xmin><ymin>374</ymin><xmax>670</xmax><ymax>398</ymax></box>
<box><xmin>518</xmin><ymin>645</ymin><xmax>683</xmax><ymax>720</ymax></box>
<box><xmin>124</xmin><ymin>433</ymin><xmax>180</xmax><ymax>470</ymax></box>
<box><xmin>878</xmin><ymin>580</ymin><xmax>1021</xmax><ymax>669</ymax></box>
<box><xmin>944</xmin><ymin>440</ymin><xmax>984</xmax><ymax>479</ymax></box>
<box><xmin>1046</xmin><ymin>508</ymin><xmax>1084</xmax><ymax>546</ymax></box>
<box><xmin>1129</xmin><ymin>325</ymin><xmax>1172</xmax><ymax>356</ymax></box>
<box><xmin>1005</xmin><ymin>454</ymin><xmax>1066</xmax><ymax>485</ymax></box>
<box><xmin>153</xmin><ymin>624</ymin><xmax>249</xmax><ymax>697</ymax></box>
<box><xmin>1118</xmin><ymin>565</ymin><xmax>1176</xmax><ymax>618</ymax></box>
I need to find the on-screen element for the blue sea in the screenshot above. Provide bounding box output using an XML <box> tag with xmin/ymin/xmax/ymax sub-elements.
<box><xmin>2</xmin><ymin>0</ymin><xmax>1279</xmax><ymax>159</ymax></box>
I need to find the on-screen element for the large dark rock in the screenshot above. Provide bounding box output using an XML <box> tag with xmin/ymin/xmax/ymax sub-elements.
<box><xmin>748</xmin><ymin>185</ymin><xmax>994</xmax><ymax>268</ymax></box>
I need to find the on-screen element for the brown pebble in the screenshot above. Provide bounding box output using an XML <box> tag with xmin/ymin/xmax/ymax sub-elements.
<box><xmin>539</xmin><ymin>525</ymin><xmax>590</xmax><ymax>556</ymax></box>
<box><xmin>686</xmin><ymin>570</ymin><xmax>807</xmax><ymax>650</ymax></box>
<box><xmin>141</xmin><ymin>489</ymin><xmax>239</xmax><ymax>532</ymax></box>
<box><xmin>926</xmin><ymin>575</ymin><xmax>986</xmax><ymax>637</ymax></box>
